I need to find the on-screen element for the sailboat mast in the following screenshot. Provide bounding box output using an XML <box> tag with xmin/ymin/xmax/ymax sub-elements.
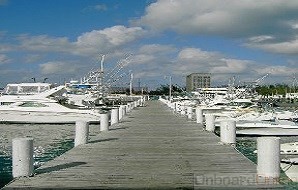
<box><xmin>100</xmin><ymin>55</ymin><xmax>105</xmax><ymax>72</ymax></box>
<box><xmin>98</xmin><ymin>55</ymin><xmax>105</xmax><ymax>99</ymax></box>
<box><xmin>130</xmin><ymin>72</ymin><xmax>133</xmax><ymax>95</ymax></box>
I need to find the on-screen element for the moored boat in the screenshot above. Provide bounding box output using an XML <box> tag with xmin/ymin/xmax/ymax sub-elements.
<box><xmin>0</xmin><ymin>83</ymin><xmax>101</xmax><ymax>124</ymax></box>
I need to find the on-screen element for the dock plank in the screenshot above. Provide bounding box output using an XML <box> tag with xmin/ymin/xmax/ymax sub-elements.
<box><xmin>4</xmin><ymin>101</ymin><xmax>282</xmax><ymax>189</ymax></box>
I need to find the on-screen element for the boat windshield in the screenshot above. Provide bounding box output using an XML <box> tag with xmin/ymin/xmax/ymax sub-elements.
<box><xmin>5</xmin><ymin>83</ymin><xmax>51</xmax><ymax>95</ymax></box>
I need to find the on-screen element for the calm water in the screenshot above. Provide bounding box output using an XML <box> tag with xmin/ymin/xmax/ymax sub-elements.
<box><xmin>0</xmin><ymin>154</ymin><xmax>11</xmax><ymax>188</ymax></box>
<box><xmin>0</xmin><ymin>123</ymin><xmax>99</xmax><ymax>188</ymax></box>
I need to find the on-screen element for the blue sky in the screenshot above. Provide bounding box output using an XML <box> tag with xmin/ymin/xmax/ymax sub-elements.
<box><xmin>1</xmin><ymin>0</ymin><xmax>298</xmax><ymax>89</ymax></box>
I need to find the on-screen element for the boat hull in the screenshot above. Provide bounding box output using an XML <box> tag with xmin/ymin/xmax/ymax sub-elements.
<box><xmin>0</xmin><ymin>111</ymin><xmax>100</xmax><ymax>124</ymax></box>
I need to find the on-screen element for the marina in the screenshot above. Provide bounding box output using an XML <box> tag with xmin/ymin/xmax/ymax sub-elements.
<box><xmin>2</xmin><ymin>100</ymin><xmax>286</xmax><ymax>189</ymax></box>
<box><xmin>1</xmin><ymin>1</ymin><xmax>298</xmax><ymax>189</ymax></box>
<box><xmin>0</xmin><ymin>80</ymin><xmax>297</xmax><ymax>189</ymax></box>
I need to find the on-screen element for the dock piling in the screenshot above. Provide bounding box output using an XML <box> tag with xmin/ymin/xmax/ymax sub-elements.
<box><xmin>74</xmin><ymin>121</ymin><xmax>89</xmax><ymax>147</ymax></box>
<box><xmin>119</xmin><ymin>105</ymin><xmax>124</xmax><ymax>120</ymax></box>
<box><xmin>174</xmin><ymin>102</ymin><xmax>178</xmax><ymax>113</ymax></box>
<box><xmin>126</xmin><ymin>104</ymin><xmax>131</xmax><ymax>113</ymax></box>
<box><xmin>196</xmin><ymin>108</ymin><xmax>203</xmax><ymax>124</ymax></box>
<box><xmin>111</xmin><ymin>108</ymin><xmax>119</xmax><ymax>125</ymax></box>
<box><xmin>100</xmin><ymin>112</ymin><xmax>110</xmax><ymax>131</ymax></box>
<box><xmin>180</xmin><ymin>105</ymin><xmax>186</xmax><ymax>116</ymax></box>
<box><xmin>257</xmin><ymin>137</ymin><xmax>280</xmax><ymax>179</ymax></box>
<box><xmin>220</xmin><ymin>120</ymin><xmax>236</xmax><ymax>145</ymax></box>
<box><xmin>123</xmin><ymin>105</ymin><xmax>127</xmax><ymax>115</ymax></box>
<box><xmin>12</xmin><ymin>138</ymin><xmax>34</xmax><ymax>178</ymax></box>
<box><xmin>187</xmin><ymin>107</ymin><xmax>193</xmax><ymax>119</ymax></box>
<box><xmin>205</xmin><ymin>114</ymin><xmax>215</xmax><ymax>132</ymax></box>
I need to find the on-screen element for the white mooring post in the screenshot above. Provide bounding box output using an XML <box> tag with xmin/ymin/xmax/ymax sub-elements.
<box><xmin>100</xmin><ymin>112</ymin><xmax>110</xmax><ymax>131</ymax></box>
<box><xmin>173</xmin><ymin>102</ymin><xmax>177</xmax><ymax>113</ymax></box>
<box><xmin>119</xmin><ymin>105</ymin><xmax>124</xmax><ymax>120</ymax></box>
<box><xmin>187</xmin><ymin>107</ymin><xmax>193</xmax><ymax>119</ymax></box>
<box><xmin>130</xmin><ymin>102</ymin><xmax>134</xmax><ymax>110</ymax></box>
<box><xmin>140</xmin><ymin>98</ymin><xmax>143</xmax><ymax>106</ymax></box>
<box><xmin>180</xmin><ymin>105</ymin><xmax>186</xmax><ymax>115</ymax></box>
<box><xmin>257</xmin><ymin>137</ymin><xmax>280</xmax><ymax>179</ymax></box>
<box><xmin>111</xmin><ymin>108</ymin><xmax>119</xmax><ymax>125</ymax></box>
<box><xmin>205</xmin><ymin>114</ymin><xmax>215</xmax><ymax>132</ymax></box>
<box><xmin>75</xmin><ymin>121</ymin><xmax>89</xmax><ymax>147</ymax></box>
<box><xmin>220</xmin><ymin>120</ymin><xmax>236</xmax><ymax>144</ymax></box>
<box><xmin>196</xmin><ymin>108</ymin><xmax>204</xmax><ymax>124</ymax></box>
<box><xmin>126</xmin><ymin>104</ymin><xmax>130</xmax><ymax>113</ymax></box>
<box><xmin>136</xmin><ymin>100</ymin><xmax>139</xmax><ymax>107</ymax></box>
<box><xmin>123</xmin><ymin>105</ymin><xmax>127</xmax><ymax>116</ymax></box>
<box><xmin>12</xmin><ymin>138</ymin><xmax>34</xmax><ymax>178</ymax></box>
<box><xmin>170</xmin><ymin>102</ymin><xmax>175</xmax><ymax>110</ymax></box>
<box><xmin>174</xmin><ymin>102</ymin><xmax>178</xmax><ymax>113</ymax></box>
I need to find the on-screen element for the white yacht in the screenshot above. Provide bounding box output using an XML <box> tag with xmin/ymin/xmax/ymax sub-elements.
<box><xmin>0</xmin><ymin>83</ymin><xmax>101</xmax><ymax>124</ymax></box>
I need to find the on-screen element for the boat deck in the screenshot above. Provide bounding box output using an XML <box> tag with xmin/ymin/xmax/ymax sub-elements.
<box><xmin>4</xmin><ymin>100</ymin><xmax>283</xmax><ymax>189</ymax></box>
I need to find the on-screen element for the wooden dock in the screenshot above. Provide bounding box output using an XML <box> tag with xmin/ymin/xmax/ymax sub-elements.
<box><xmin>4</xmin><ymin>100</ymin><xmax>283</xmax><ymax>189</ymax></box>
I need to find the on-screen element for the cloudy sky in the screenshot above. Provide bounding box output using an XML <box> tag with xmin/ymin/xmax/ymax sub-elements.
<box><xmin>1</xmin><ymin>0</ymin><xmax>298</xmax><ymax>89</ymax></box>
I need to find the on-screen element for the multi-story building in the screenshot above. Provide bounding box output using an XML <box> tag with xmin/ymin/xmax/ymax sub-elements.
<box><xmin>186</xmin><ymin>73</ymin><xmax>211</xmax><ymax>92</ymax></box>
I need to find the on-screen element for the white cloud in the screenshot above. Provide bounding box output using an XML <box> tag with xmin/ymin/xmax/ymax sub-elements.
<box><xmin>75</xmin><ymin>25</ymin><xmax>145</xmax><ymax>55</ymax></box>
<box><xmin>178</xmin><ymin>48</ymin><xmax>222</xmax><ymax>65</ymax></box>
<box><xmin>17</xmin><ymin>25</ymin><xmax>146</xmax><ymax>56</ymax></box>
<box><xmin>131</xmin><ymin>54</ymin><xmax>155</xmax><ymax>65</ymax></box>
<box><xmin>248</xmin><ymin>36</ymin><xmax>275</xmax><ymax>43</ymax></box>
<box><xmin>139</xmin><ymin>44</ymin><xmax>176</xmax><ymax>54</ymax></box>
<box><xmin>94</xmin><ymin>4</ymin><xmax>107</xmax><ymax>11</ymax></box>
<box><xmin>129</xmin><ymin>44</ymin><xmax>176</xmax><ymax>66</ymax></box>
<box><xmin>125</xmin><ymin>45</ymin><xmax>298</xmax><ymax>86</ymax></box>
<box><xmin>168</xmin><ymin>47</ymin><xmax>297</xmax><ymax>85</ymax></box>
<box><xmin>129</xmin><ymin>44</ymin><xmax>175</xmax><ymax>66</ymax></box>
<box><xmin>138</xmin><ymin>0</ymin><xmax>298</xmax><ymax>37</ymax></box>
<box><xmin>136</xmin><ymin>0</ymin><xmax>298</xmax><ymax>55</ymax></box>
<box><xmin>18</xmin><ymin>35</ymin><xmax>72</xmax><ymax>53</ymax></box>
<box><xmin>83</xmin><ymin>4</ymin><xmax>108</xmax><ymax>12</ymax></box>
<box><xmin>126</xmin><ymin>46</ymin><xmax>260</xmax><ymax>85</ymax></box>
<box><xmin>0</xmin><ymin>54</ymin><xmax>10</xmax><ymax>64</ymax></box>
<box><xmin>0</xmin><ymin>45</ymin><xmax>12</xmax><ymax>52</ymax></box>
<box><xmin>94</xmin><ymin>4</ymin><xmax>108</xmax><ymax>11</ymax></box>
<box><xmin>246</xmin><ymin>36</ymin><xmax>298</xmax><ymax>54</ymax></box>
<box><xmin>24</xmin><ymin>54</ymin><xmax>43</xmax><ymax>63</ymax></box>
<box><xmin>210</xmin><ymin>59</ymin><xmax>252</xmax><ymax>74</ymax></box>
<box><xmin>39</xmin><ymin>61</ymin><xmax>82</xmax><ymax>75</ymax></box>
<box><xmin>254</xmin><ymin>66</ymin><xmax>298</xmax><ymax>77</ymax></box>
<box><xmin>174</xmin><ymin>48</ymin><xmax>253</xmax><ymax>75</ymax></box>
<box><xmin>97</xmin><ymin>25</ymin><xmax>145</xmax><ymax>46</ymax></box>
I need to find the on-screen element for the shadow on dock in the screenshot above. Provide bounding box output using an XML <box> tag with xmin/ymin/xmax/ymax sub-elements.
<box><xmin>119</xmin><ymin>120</ymin><xmax>133</xmax><ymax>123</ymax></box>
<box><xmin>36</xmin><ymin>162</ymin><xmax>87</xmax><ymax>175</ymax></box>
<box><xmin>109</xmin><ymin>127</ymin><xmax>129</xmax><ymax>131</ymax></box>
<box><xmin>88</xmin><ymin>138</ymin><xmax>119</xmax><ymax>144</ymax></box>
